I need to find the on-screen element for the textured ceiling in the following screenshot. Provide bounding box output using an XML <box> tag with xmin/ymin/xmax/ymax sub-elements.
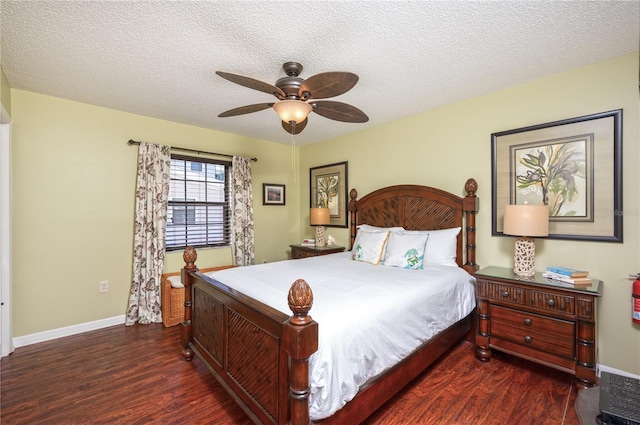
<box><xmin>1</xmin><ymin>1</ymin><xmax>638</xmax><ymax>146</ymax></box>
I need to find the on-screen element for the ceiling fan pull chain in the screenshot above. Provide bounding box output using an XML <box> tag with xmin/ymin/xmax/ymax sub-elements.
<box><xmin>291</xmin><ymin>122</ymin><xmax>297</xmax><ymax>182</ymax></box>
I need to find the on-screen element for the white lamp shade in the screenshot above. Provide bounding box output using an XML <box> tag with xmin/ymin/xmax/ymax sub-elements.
<box><xmin>503</xmin><ymin>204</ymin><xmax>549</xmax><ymax>237</ymax></box>
<box><xmin>310</xmin><ymin>207</ymin><xmax>330</xmax><ymax>225</ymax></box>
<box><xmin>273</xmin><ymin>100</ymin><xmax>312</xmax><ymax>124</ymax></box>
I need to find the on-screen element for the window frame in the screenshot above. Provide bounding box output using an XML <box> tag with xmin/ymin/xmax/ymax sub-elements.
<box><xmin>165</xmin><ymin>154</ymin><xmax>232</xmax><ymax>251</ymax></box>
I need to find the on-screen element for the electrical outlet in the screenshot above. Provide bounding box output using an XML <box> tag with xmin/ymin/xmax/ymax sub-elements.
<box><xmin>99</xmin><ymin>280</ymin><xmax>109</xmax><ymax>293</ymax></box>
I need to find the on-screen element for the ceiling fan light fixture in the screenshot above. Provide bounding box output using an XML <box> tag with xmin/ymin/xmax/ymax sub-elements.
<box><xmin>217</xmin><ymin>62</ymin><xmax>367</xmax><ymax>135</ymax></box>
<box><xmin>273</xmin><ymin>100</ymin><xmax>312</xmax><ymax>124</ymax></box>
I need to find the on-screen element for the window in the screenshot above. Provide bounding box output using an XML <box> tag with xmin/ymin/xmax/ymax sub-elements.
<box><xmin>166</xmin><ymin>154</ymin><xmax>231</xmax><ymax>251</ymax></box>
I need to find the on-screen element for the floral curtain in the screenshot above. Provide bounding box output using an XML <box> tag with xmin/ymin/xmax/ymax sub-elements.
<box><xmin>232</xmin><ymin>156</ymin><xmax>255</xmax><ymax>266</ymax></box>
<box><xmin>125</xmin><ymin>142</ymin><xmax>171</xmax><ymax>325</ymax></box>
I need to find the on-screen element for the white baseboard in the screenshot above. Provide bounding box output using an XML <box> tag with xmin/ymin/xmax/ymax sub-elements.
<box><xmin>12</xmin><ymin>315</ymin><xmax>126</xmax><ymax>349</ymax></box>
<box><xmin>598</xmin><ymin>364</ymin><xmax>640</xmax><ymax>380</ymax></box>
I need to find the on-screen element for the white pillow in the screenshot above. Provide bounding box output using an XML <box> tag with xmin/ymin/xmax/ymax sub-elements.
<box><xmin>401</xmin><ymin>227</ymin><xmax>461</xmax><ymax>267</ymax></box>
<box><xmin>351</xmin><ymin>229</ymin><xmax>390</xmax><ymax>265</ymax></box>
<box><xmin>357</xmin><ymin>224</ymin><xmax>404</xmax><ymax>233</ymax></box>
<box><xmin>354</xmin><ymin>224</ymin><xmax>404</xmax><ymax>258</ymax></box>
<box><xmin>352</xmin><ymin>225</ymin><xmax>395</xmax><ymax>250</ymax></box>
<box><xmin>382</xmin><ymin>232</ymin><xmax>429</xmax><ymax>269</ymax></box>
<box><xmin>167</xmin><ymin>275</ymin><xmax>184</xmax><ymax>289</ymax></box>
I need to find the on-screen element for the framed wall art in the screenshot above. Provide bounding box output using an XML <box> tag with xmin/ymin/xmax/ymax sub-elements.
<box><xmin>310</xmin><ymin>161</ymin><xmax>348</xmax><ymax>228</ymax></box>
<box><xmin>263</xmin><ymin>183</ymin><xmax>285</xmax><ymax>206</ymax></box>
<box><xmin>492</xmin><ymin>109</ymin><xmax>622</xmax><ymax>242</ymax></box>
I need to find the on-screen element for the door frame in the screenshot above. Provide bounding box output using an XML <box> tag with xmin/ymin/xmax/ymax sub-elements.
<box><xmin>1</xmin><ymin>103</ymin><xmax>13</xmax><ymax>356</ymax></box>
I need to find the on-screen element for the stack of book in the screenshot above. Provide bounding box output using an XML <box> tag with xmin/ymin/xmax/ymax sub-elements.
<box><xmin>301</xmin><ymin>238</ymin><xmax>316</xmax><ymax>247</ymax></box>
<box><xmin>543</xmin><ymin>266</ymin><xmax>592</xmax><ymax>286</ymax></box>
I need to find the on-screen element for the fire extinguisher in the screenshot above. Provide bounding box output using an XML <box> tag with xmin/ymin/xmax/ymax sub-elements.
<box><xmin>632</xmin><ymin>273</ymin><xmax>640</xmax><ymax>324</ymax></box>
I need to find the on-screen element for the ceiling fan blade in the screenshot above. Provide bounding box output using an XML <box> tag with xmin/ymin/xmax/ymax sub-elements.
<box><xmin>311</xmin><ymin>101</ymin><xmax>369</xmax><ymax>123</ymax></box>
<box><xmin>218</xmin><ymin>103</ymin><xmax>274</xmax><ymax>117</ymax></box>
<box><xmin>282</xmin><ymin>118</ymin><xmax>308</xmax><ymax>134</ymax></box>
<box><xmin>299</xmin><ymin>72</ymin><xmax>359</xmax><ymax>100</ymax></box>
<box><xmin>216</xmin><ymin>71</ymin><xmax>285</xmax><ymax>99</ymax></box>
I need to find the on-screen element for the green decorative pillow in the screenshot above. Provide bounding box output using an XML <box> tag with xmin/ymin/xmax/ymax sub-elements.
<box><xmin>382</xmin><ymin>232</ymin><xmax>429</xmax><ymax>269</ymax></box>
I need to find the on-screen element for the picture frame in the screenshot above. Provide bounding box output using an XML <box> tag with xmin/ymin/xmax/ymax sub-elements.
<box><xmin>310</xmin><ymin>161</ymin><xmax>348</xmax><ymax>228</ymax></box>
<box><xmin>262</xmin><ymin>183</ymin><xmax>285</xmax><ymax>206</ymax></box>
<box><xmin>492</xmin><ymin>109</ymin><xmax>622</xmax><ymax>242</ymax></box>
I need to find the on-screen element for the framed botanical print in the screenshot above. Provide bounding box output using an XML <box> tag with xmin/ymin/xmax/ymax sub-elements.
<box><xmin>492</xmin><ymin>109</ymin><xmax>622</xmax><ymax>242</ymax></box>
<box><xmin>309</xmin><ymin>161</ymin><xmax>348</xmax><ymax>228</ymax></box>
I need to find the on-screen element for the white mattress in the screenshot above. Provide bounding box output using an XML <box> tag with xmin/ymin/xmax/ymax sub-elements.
<box><xmin>206</xmin><ymin>251</ymin><xmax>476</xmax><ymax>421</ymax></box>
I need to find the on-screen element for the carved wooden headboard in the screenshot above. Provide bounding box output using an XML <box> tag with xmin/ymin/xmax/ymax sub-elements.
<box><xmin>347</xmin><ymin>178</ymin><xmax>479</xmax><ymax>273</ymax></box>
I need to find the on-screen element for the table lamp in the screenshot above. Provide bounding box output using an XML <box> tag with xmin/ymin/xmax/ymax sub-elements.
<box><xmin>503</xmin><ymin>204</ymin><xmax>549</xmax><ymax>277</ymax></box>
<box><xmin>310</xmin><ymin>207</ymin><xmax>330</xmax><ymax>248</ymax></box>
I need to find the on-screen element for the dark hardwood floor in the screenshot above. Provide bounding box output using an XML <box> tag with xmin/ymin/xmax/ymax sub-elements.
<box><xmin>1</xmin><ymin>324</ymin><xmax>584</xmax><ymax>425</ymax></box>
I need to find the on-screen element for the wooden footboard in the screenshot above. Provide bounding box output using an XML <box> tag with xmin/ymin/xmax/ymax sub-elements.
<box><xmin>181</xmin><ymin>247</ymin><xmax>317</xmax><ymax>425</ymax></box>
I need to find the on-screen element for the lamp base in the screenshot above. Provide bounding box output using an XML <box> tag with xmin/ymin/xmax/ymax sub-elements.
<box><xmin>315</xmin><ymin>226</ymin><xmax>326</xmax><ymax>248</ymax></box>
<box><xmin>513</xmin><ymin>236</ymin><xmax>536</xmax><ymax>277</ymax></box>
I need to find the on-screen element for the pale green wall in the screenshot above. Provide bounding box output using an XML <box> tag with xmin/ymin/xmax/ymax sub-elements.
<box><xmin>10</xmin><ymin>90</ymin><xmax>300</xmax><ymax>336</ymax></box>
<box><xmin>300</xmin><ymin>52</ymin><xmax>640</xmax><ymax>375</ymax></box>
<box><xmin>1</xmin><ymin>68</ymin><xmax>10</xmax><ymax>116</ymax></box>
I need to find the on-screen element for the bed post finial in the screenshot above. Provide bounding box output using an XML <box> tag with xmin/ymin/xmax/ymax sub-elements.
<box><xmin>465</xmin><ymin>178</ymin><xmax>477</xmax><ymax>197</ymax></box>
<box><xmin>183</xmin><ymin>246</ymin><xmax>197</xmax><ymax>270</ymax></box>
<box><xmin>288</xmin><ymin>279</ymin><xmax>314</xmax><ymax>325</ymax></box>
<box><xmin>349</xmin><ymin>188</ymin><xmax>358</xmax><ymax>202</ymax></box>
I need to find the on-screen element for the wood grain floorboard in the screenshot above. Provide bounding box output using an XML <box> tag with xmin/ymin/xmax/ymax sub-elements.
<box><xmin>1</xmin><ymin>324</ymin><xmax>584</xmax><ymax>424</ymax></box>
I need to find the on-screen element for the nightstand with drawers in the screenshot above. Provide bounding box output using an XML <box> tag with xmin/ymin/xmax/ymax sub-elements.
<box><xmin>290</xmin><ymin>244</ymin><xmax>345</xmax><ymax>259</ymax></box>
<box><xmin>474</xmin><ymin>266</ymin><xmax>602</xmax><ymax>389</ymax></box>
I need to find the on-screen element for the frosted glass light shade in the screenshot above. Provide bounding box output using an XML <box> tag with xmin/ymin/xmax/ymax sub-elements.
<box><xmin>503</xmin><ymin>204</ymin><xmax>549</xmax><ymax>237</ymax></box>
<box><xmin>273</xmin><ymin>100</ymin><xmax>312</xmax><ymax>124</ymax></box>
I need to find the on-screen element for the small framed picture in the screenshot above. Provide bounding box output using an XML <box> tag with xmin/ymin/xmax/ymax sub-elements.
<box><xmin>263</xmin><ymin>183</ymin><xmax>285</xmax><ymax>206</ymax></box>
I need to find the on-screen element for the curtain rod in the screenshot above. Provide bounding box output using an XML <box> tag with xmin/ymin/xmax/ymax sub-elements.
<box><xmin>127</xmin><ymin>139</ymin><xmax>257</xmax><ymax>162</ymax></box>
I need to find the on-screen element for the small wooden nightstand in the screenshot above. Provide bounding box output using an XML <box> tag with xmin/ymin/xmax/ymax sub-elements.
<box><xmin>474</xmin><ymin>266</ymin><xmax>602</xmax><ymax>389</ymax></box>
<box><xmin>290</xmin><ymin>244</ymin><xmax>345</xmax><ymax>259</ymax></box>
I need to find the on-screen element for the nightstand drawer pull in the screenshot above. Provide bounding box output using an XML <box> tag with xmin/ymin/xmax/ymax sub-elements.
<box><xmin>524</xmin><ymin>336</ymin><xmax>532</xmax><ymax>344</ymax></box>
<box><xmin>546</xmin><ymin>298</ymin><xmax>556</xmax><ymax>306</ymax></box>
<box><xmin>524</xmin><ymin>318</ymin><xmax>532</xmax><ymax>326</ymax></box>
<box><xmin>502</xmin><ymin>291</ymin><xmax>509</xmax><ymax>298</ymax></box>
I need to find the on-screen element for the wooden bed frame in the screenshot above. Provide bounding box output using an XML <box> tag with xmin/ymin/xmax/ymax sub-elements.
<box><xmin>161</xmin><ymin>266</ymin><xmax>235</xmax><ymax>327</ymax></box>
<box><xmin>180</xmin><ymin>178</ymin><xmax>478</xmax><ymax>425</ymax></box>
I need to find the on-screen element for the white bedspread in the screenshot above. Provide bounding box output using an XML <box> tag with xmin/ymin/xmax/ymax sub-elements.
<box><xmin>206</xmin><ymin>252</ymin><xmax>476</xmax><ymax>421</ymax></box>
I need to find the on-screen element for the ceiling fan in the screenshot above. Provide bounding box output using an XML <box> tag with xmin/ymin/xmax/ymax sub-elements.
<box><xmin>216</xmin><ymin>62</ymin><xmax>369</xmax><ymax>135</ymax></box>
